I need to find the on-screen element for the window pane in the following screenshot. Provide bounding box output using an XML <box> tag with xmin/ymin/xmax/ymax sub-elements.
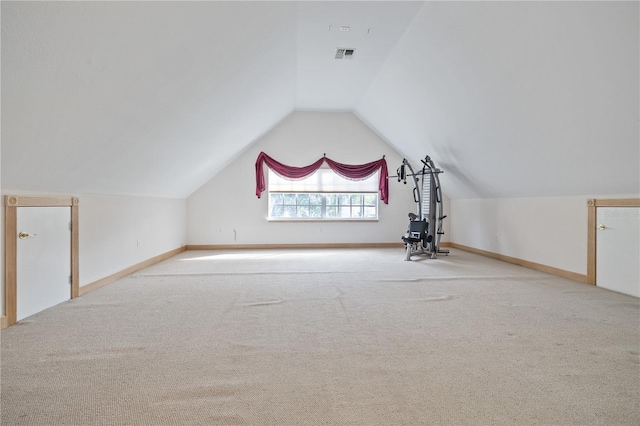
<box><xmin>268</xmin><ymin>192</ymin><xmax>377</xmax><ymax>220</ymax></box>
<box><xmin>270</xmin><ymin>193</ymin><xmax>283</xmax><ymax>205</ymax></box>
<box><xmin>364</xmin><ymin>206</ymin><xmax>376</xmax><ymax>218</ymax></box>
<box><xmin>297</xmin><ymin>194</ymin><xmax>310</xmax><ymax>205</ymax></box>
<box><xmin>364</xmin><ymin>194</ymin><xmax>377</xmax><ymax>206</ymax></box>
<box><xmin>310</xmin><ymin>194</ymin><xmax>322</xmax><ymax>205</ymax></box>
<box><xmin>271</xmin><ymin>205</ymin><xmax>284</xmax><ymax>217</ymax></box>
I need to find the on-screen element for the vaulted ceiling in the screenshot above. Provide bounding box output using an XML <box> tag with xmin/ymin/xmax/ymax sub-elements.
<box><xmin>2</xmin><ymin>1</ymin><xmax>638</xmax><ymax>199</ymax></box>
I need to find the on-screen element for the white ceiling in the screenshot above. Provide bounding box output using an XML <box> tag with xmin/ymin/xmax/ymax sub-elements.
<box><xmin>2</xmin><ymin>1</ymin><xmax>638</xmax><ymax>199</ymax></box>
<box><xmin>2</xmin><ymin>1</ymin><xmax>299</xmax><ymax>197</ymax></box>
<box><xmin>356</xmin><ymin>1</ymin><xmax>639</xmax><ymax>198</ymax></box>
<box><xmin>295</xmin><ymin>1</ymin><xmax>423</xmax><ymax>110</ymax></box>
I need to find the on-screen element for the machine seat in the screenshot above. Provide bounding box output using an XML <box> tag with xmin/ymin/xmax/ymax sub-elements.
<box><xmin>403</xmin><ymin>220</ymin><xmax>428</xmax><ymax>244</ymax></box>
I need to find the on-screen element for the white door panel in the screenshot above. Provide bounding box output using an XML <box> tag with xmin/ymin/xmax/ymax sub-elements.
<box><xmin>596</xmin><ymin>207</ymin><xmax>640</xmax><ymax>297</ymax></box>
<box><xmin>17</xmin><ymin>207</ymin><xmax>71</xmax><ymax>321</ymax></box>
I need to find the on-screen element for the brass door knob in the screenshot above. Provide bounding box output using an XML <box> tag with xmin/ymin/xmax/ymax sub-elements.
<box><xmin>597</xmin><ymin>224</ymin><xmax>606</xmax><ymax>231</ymax></box>
<box><xmin>18</xmin><ymin>231</ymin><xmax>37</xmax><ymax>239</ymax></box>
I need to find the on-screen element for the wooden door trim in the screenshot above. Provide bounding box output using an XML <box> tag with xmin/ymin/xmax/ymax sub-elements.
<box><xmin>4</xmin><ymin>196</ymin><xmax>79</xmax><ymax>326</ymax></box>
<box><xmin>586</xmin><ymin>198</ymin><xmax>640</xmax><ymax>285</ymax></box>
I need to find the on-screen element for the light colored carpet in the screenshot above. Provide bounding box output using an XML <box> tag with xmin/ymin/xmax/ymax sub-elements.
<box><xmin>1</xmin><ymin>248</ymin><xmax>639</xmax><ymax>425</ymax></box>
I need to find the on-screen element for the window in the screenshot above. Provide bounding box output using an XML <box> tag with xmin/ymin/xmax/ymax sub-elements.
<box><xmin>268</xmin><ymin>169</ymin><xmax>379</xmax><ymax>220</ymax></box>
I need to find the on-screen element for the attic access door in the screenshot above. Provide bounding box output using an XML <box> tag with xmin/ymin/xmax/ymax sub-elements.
<box><xmin>16</xmin><ymin>207</ymin><xmax>71</xmax><ymax>321</ymax></box>
<box><xmin>4</xmin><ymin>196</ymin><xmax>79</xmax><ymax>326</ymax></box>
<box><xmin>595</xmin><ymin>206</ymin><xmax>640</xmax><ymax>297</ymax></box>
<box><xmin>587</xmin><ymin>199</ymin><xmax>640</xmax><ymax>298</ymax></box>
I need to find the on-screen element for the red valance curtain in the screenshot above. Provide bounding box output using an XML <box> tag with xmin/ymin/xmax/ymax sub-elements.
<box><xmin>255</xmin><ymin>151</ymin><xmax>389</xmax><ymax>204</ymax></box>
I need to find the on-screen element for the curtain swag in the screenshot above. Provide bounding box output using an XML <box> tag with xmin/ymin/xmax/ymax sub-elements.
<box><xmin>255</xmin><ymin>151</ymin><xmax>389</xmax><ymax>204</ymax></box>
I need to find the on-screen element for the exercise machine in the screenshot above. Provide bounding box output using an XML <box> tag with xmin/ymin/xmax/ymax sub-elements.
<box><xmin>394</xmin><ymin>155</ymin><xmax>449</xmax><ymax>261</ymax></box>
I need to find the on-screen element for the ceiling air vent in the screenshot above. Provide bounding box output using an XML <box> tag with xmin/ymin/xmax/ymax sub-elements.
<box><xmin>335</xmin><ymin>48</ymin><xmax>355</xmax><ymax>60</ymax></box>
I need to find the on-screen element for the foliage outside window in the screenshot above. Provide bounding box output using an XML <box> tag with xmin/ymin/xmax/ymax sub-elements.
<box><xmin>268</xmin><ymin>169</ymin><xmax>379</xmax><ymax>221</ymax></box>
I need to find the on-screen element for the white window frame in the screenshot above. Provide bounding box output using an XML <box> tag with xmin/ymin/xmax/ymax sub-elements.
<box><xmin>267</xmin><ymin>169</ymin><xmax>379</xmax><ymax>221</ymax></box>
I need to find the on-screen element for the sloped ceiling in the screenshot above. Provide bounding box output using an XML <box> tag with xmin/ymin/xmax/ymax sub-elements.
<box><xmin>356</xmin><ymin>1</ymin><xmax>639</xmax><ymax>198</ymax></box>
<box><xmin>1</xmin><ymin>1</ymin><xmax>299</xmax><ymax>198</ymax></box>
<box><xmin>2</xmin><ymin>1</ymin><xmax>638</xmax><ymax>199</ymax></box>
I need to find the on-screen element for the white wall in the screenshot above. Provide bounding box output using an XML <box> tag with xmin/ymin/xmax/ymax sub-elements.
<box><xmin>450</xmin><ymin>194</ymin><xmax>637</xmax><ymax>275</ymax></box>
<box><xmin>355</xmin><ymin>0</ymin><xmax>639</xmax><ymax>278</ymax></box>
<box><xmin>0</xmin><ymin>191</ymin><xmax>186</xmax><ymax>305</ymax></box>
<box><xmin>187</xmin><ymin>112</ymin><xmax>450</xmax><ymax>245</ymax></box>
<box><xmin>78</xmin><ymin>194</ymin><xmax>186</xmax><ymax>285</ymax></box>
